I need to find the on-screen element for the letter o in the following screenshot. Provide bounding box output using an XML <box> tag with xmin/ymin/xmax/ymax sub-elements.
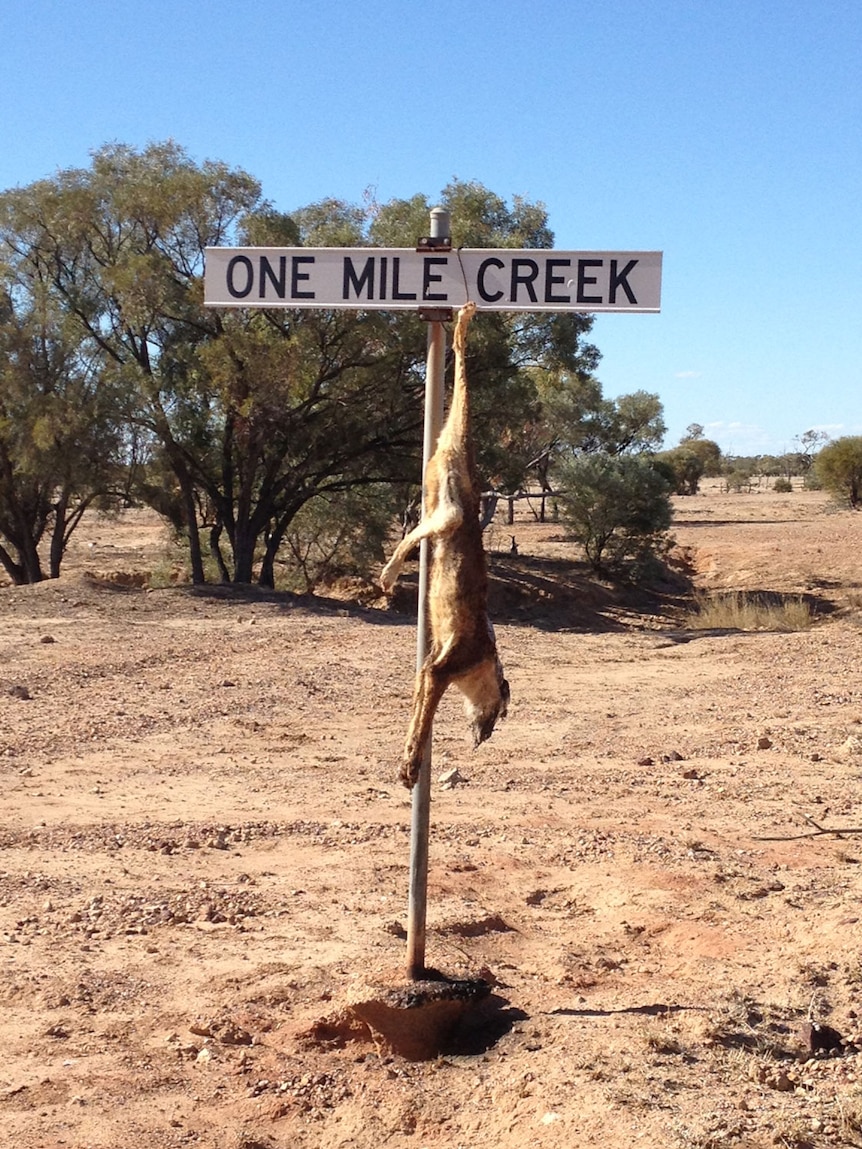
<box><xmin>226</xmin><ymin>255</ymin><xmax>253</xmax><ymax>299</ymax></box>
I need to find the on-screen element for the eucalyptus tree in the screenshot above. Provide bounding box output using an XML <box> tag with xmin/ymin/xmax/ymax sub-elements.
<box><xmin>0</xmin><ymin>142</ymin><xmax>263</xmax><ymax>582</ymax></box>
<box><xmin>1</xmin><ymin>151</ymin><xmax>609</xmax><ymax>586</ymax></box>
<box><xmin>0</xmin><ymin>274</ymin><xmax>125</xmax><ymax>583</ymax></box>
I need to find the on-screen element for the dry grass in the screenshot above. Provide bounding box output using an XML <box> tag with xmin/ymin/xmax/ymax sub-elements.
<box><xmin>686</xmin><ymin>591</ymin><xmax>815</xmax><ymax>632</ymax></box>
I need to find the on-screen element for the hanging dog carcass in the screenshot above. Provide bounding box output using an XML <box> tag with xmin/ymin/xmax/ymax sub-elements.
<box><xmin>381</xmin><ymin>302</ymin><xmax>509</xmax><ymax>788</ymax></box>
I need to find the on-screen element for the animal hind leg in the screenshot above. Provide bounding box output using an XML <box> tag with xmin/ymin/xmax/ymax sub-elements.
<box><xmin>401</xmin><ymin>659</ymin><xmax>449</xmax><ymax>788</ymax></box>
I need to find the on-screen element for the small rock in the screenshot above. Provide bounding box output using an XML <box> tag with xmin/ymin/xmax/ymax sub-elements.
<box><xmin>637</xmin><ymin>756</ymin><xmax>654</xmax><ymax>767</ymax></box>
<box><xmin>39</xmin><ymin>635</ymin><xmax>56</xmax><ymax>644</ymax></box>
<box><xmin>438</xmin><ymin>767</ymin><xmax>466</xmax><ymax>789</ymax></box>
<box><xmin>214</xmin><ymin>1021</ymin><xmax>253</xmax><ymax>1046</ymax></box>
<box><xmin>757</xmin><ymin>736</ymin><xmax>773</xmax><ymax>750</ymax></box>
<box><xmin>801</xmin><ymin>1021</ymin><xmax>844</xmax><ymax>1056</ymax></box>
<box><xmin>772</xmin><ymin>1069</ymin><xmax>796</xmax><ymax>1092</ymax></box>
<box><xmin>8</xmin><ymin>685</ymin><xmax>31</xmax><ymax>700</ymax></box>
<box><xmin>195</xmin><ymin>1047</ymin><xmax>214</xmax><ymax>1065</ymax></box>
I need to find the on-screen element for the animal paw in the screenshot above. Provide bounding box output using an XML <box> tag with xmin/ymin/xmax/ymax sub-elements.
<box><xmin>380</xmin><ymin>562</ymin><xmax>397</xmax><ymax>594</ymax></box>
<box><xmin>400</xmin><ymin>753</ymin><xmax>422</xmax><ymax>789</ymax></box>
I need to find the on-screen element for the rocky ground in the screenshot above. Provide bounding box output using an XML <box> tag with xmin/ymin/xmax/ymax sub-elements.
<box><xmin>3</xmin><ymin>483</ymin><xmax>862</xmax><ymax>1148</ymax></box>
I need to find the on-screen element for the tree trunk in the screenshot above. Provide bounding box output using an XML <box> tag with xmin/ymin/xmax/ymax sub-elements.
<box><xmin>209</xmin><ymin>523</ymin><xmax>232</xmax><ymax>584</ymax></box>
<box><xmin>232</xmin><ymin>528</ymin><xmax>257</xmax><ymax>584</ymax></box>
<box><xmin>178</xmin><ymin>474</ymin><xmax>206</xmax><ymax>584</ymax></box>
<box><xmin>0</xmin><ymin>542</ymin><xmax>26</xmax><ymax>585</ymax></box>
<box><xmin>49</xmin><ymin>491</ymin><xmax>70</xmax><ymax>579</ymax></box>
<box><xmin>18</xmin><ymin>533</ymin><xmax>44</xmax><ymax>583</ymax></box>
<box><xmin>259</xmin><ymin>520</ymin><xmax>291</xmax><ymax>589</ymax></box>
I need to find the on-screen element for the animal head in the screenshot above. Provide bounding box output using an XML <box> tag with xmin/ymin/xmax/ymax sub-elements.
<box><xmin>464</xmin><ymin>656</ymin><xmax>509</xmax><ymax>748</ymax></box>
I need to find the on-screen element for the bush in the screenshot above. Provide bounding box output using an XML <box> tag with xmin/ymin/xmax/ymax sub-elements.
<box><xmin>687</xmin><ymin>591</ymin><xmax>813</xmax><ymax>632</ymax></box>
<box><xmin>278</xmin><ymin>484</ymin><xmax>400</xmax><ymax>592</ymax></box>
<box><xmin>556</xmin><ymin>453</ymin><xmax>673</xmax><ymax>576</ymax></box>
<box><xmin>654</xmin><ymin>447</ymin><xmax>704</xmax><ymax>495</ymax></box>
<box><xmin>773</xmin><ymin>477</ymin><xmax>793</xmax><ymax>493</ymax></box>
<box><xmin>814</xmin><ymin>436</ymin><xmax>862</xmax><ymax>507</ymax></box>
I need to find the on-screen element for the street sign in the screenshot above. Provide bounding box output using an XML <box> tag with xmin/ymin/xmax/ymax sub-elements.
<box><xmin>204</xmin><ymin>247</ymin><xmax>662</xmax><ymax>312</ymax></box>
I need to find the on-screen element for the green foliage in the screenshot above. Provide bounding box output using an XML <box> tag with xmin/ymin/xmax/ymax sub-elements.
<box><xmin>654</xmin><ymin>447</ymin><xmax>704</xmax><ymax>495</ymax></box>
<box><xmin>814</xmin><ymin>436</ymin><xmax>862</xmax><ymax>507</ymax></box>
<box><xmin>724</xmin><ymin>469</ymin><xmax>754</xmax><ymax>493</ymax></box>
<box><xmin>279</xmin><ymin>485</ymin><xmax>399</xmax><ymax>593</ymax></box>
<box><xmin>681</xmin><ymin>436</ymin><xmax>722</xmax><ymax>477</ymax></box>
<box><xmin>578</xmin><ymin>389</ymin><xmax>666</xmax><ymax>456</ymax></box>
<box><xmin>0</xmin><ymin>146</ymin><xmax>652</xmax><ymax>587</ymax></box>
<box><xmin>556</xmin><ymin>453</ymin><xmax>673</xmax><ymax>576</ymax></box>
<box><xmin>773</xmin><ymin>477</ymin><xmax>793</xmax><ymax>493</ymax></box>
<box><xmin>0</xmin><ymin>275</ymin><xmax>127</xmax><ymax>582</ymax></box>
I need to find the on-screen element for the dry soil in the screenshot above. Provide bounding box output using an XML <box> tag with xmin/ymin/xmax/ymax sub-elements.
<box><xmin>3</xmin><ymin>483</ymin><xmax>862</xmax><ymax>1149</ymax></box>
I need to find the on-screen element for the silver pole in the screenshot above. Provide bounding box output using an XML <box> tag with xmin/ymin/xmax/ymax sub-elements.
<box><xmin>406</xmin><ymin>207</ymin><xmax>450</xmax><ymax>980</ymax></box>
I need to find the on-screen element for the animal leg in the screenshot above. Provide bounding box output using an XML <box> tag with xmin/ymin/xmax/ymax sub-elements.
<box><xmin>380</xmin><ymin>496</ymin><xmax>464</xmax><ymax>592</ymax></box>
<box><xmin>401</xmin><ymin>659</ymin><xmax>449</xmax><ymax>788</ymax></box>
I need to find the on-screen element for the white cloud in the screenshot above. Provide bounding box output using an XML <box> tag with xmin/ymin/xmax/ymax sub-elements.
<box><xmin>674</xmin><ymin>370</ymin><xmax>702</xmax><ymax>379</ymax></box>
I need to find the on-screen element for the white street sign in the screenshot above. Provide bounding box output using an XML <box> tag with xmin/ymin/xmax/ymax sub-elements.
<box><xmin>204</xmin><ymin>247</ymin><xmax>662</xmax><ymax>312</ymax></box>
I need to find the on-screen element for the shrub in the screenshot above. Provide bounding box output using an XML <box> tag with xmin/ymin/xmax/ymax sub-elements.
<box><xmin>686</xmin><ymin>591</ymin><xmax>814</xmax><ymax>631</ymax></box>
<box><xmin>814</xmin><ymin>436</ymin><xmax>862</xmax><ymax>507</ymax></box>
<box><xmin>773</xmin><ymin>477</ymin><xmax>793</xmax><ymax>493</ymax></box>
<box><xmin>654</xmin><ymin>447</ymin><xmax>704</xmax><ymax>495</ymax></box>
<box><xmin>556</xmin><ymin>453</ymin><xmax>673</xmax><ymax>576</ymax></box>
<box><xmin>278</xmin><ymin>484</ymin><xmax>400</xmax><ymax>592</ymax></box>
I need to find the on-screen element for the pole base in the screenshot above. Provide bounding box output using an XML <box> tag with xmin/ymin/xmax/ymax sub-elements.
<box><xmin>303</xmin><ymin>969</ymin><xmax>492</xmax><ymax>1061</ymax></box>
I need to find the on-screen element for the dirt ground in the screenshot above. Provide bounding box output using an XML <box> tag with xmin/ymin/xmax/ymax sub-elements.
<box><xmin>3</xmin><ymin>482</ymin><xmax>862</xmax><ymax>1148</ymax></box>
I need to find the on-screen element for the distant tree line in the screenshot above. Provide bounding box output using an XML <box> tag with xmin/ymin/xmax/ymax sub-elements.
<box><xmin>0</xmin><ymin>142</ymin><xmax>683</xmax><ymax>585</ymax></box>
<box><xmin>3</xmin><ymin>143</ymin><xmax>855</xmax><ymax>589</ymax></box>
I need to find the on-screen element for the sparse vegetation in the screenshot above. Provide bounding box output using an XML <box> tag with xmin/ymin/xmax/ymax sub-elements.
<box><xmin>686</xmin><ymin>591</ymin><xmax>815</xmax><ymax>631</ymax></box>
<box><xmin>556</xmin><ymin>452</ymin><xmax>673</xmax><ymax>576</ymax></box>
<box><xmin>815</xmin><ymin>436</ymin><xmax>862</xmax><ymax>508</ymax></box>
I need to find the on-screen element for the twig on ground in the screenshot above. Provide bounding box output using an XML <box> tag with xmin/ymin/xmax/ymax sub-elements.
<box><xmin>753</xmin><ymin>813</ymin><xmax>862</xmax><ymax>841</ymax></box>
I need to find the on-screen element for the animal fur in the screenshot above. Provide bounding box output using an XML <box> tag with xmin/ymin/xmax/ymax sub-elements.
<box><xmin>381</xmin><ymin>302</ymin><xmax>509</xmax><ymax>788</ymax></box>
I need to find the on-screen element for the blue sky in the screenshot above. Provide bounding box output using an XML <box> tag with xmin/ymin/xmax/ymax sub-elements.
<box><xmin>1</xmin><ymin>0</ymin><xmax>859</xmax><ymax>455</ymax></box>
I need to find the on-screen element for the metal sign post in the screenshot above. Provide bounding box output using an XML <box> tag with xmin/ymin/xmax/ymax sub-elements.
<box><xmin>406</xmin><ymin>207</ymin><xmax>450</xmax><ymax>979</ymax></box>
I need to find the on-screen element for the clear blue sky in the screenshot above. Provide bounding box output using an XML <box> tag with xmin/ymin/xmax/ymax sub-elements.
<box><xmin>2</xmin><ymin>0</ymin><xmax>859</xmax><ymax>456</ymax></box>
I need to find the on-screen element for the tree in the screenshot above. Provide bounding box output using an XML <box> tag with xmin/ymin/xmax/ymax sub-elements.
<box><xmin>795</xmin><ymin>428</ymin><xmax>830</xmax><ymax>471</ymax></box>
<box><xmin>556</xmin><ymin>453</ymin><xmax>673</xmax><ymax>574</ymax></box>
<box><xmin>578</xmin><ymin>390</ymin><xmax>666</xmax><ymax>456</ymax></box>
<box><xmin>2</xmin><ymin>153</ymin><xmax>602</xmax><ymax>587</ymax></box>
<box><xmin>0</xmin><ymin>141</ymin><xmax>263</xmax><ymax>584</ymax></box>
<box><xmin>673</xmin><ymin>428</ymin><xmax>723</xmax><ymax>480</ymax></box>
<box><xmin>814</xmin><ymin>436</ymin><xmax>862</xmax><ymax>508</ymax></box>
<box><xmin>0</xmin><ymin>277</ymin><xmax>125</xmax><ymax>583</ymax></box>
<box><xmin>654</xmin><ymin>447</ymin><xmax>704</xmax><ymax>495</ymax></box>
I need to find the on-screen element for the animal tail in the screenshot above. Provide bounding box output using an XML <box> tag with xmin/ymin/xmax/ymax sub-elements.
<box><xmin>448</xmin><ymin>301</ymin><xmax>477</xmax><ymax>436</ymax></box>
